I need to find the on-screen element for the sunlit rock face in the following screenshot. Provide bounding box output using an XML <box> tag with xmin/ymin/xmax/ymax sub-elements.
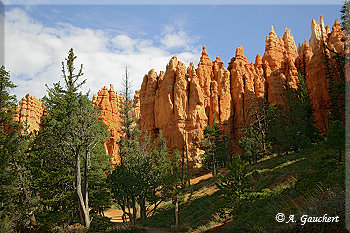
<box><xmin>138</xmin><ymin>16</ymin><xmax>345</xmax><ymax>168</ymax></box>
<box><xmin>15</xmin><ymin>93</ymin><xmax>44</xmax><ymax>133</ymax></box>
<box><xmin>92</xmin><ymin>84</ymin><xmax>124</xmax><ymax>165</ymax></box>
<box><xmin>303</xmin><ymin>17</ymin><xmax>345</xmax><ymax>133</ymax></box>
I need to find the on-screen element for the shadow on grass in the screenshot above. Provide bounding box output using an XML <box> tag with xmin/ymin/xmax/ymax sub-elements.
<box><xmin>143</xmin><ymin>192</ymin><xmax>221</xmax><ymax>232</ymax></box>
<box><xmin>145</xmin><ymin>143</ymin><xmax>346</xmax><ymax>232</ymax></box>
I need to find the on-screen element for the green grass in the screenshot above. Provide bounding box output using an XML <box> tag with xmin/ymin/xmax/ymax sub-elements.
<box><xmin>144</xmin><ymin>142</ymin><xmax>346</xmax><ymax>232</ymax></box>
<box><xmin>143</xmin><ymin>193</ymin><xmax>222</xmax><ymax>232</ymax></box>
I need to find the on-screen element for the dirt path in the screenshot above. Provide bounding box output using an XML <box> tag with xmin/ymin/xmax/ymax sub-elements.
<box><xmin>190</xmin><ymin>172</ymin><xmax>213</xmax><ymax>185</ymax></box>
<box><xmin>104</xmin><ymin>209</ymin><xmax>125</xmax><ymax>222</ymax></box>
<box><xmin>104</xmin><ymin>172</ymin><xmax>215</xmax><ymax>232</ymax></box>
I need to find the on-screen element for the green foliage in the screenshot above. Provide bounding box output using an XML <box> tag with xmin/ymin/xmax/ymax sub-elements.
<box><xmin>200</xmin><ymin>122</ymin><xmax>229</xmax><ymax>175</ymax></box>
<box><xmin>0</xmin><ymin>66</ymin><xmax>38</xmax><ymax>232</ymax></box>
<box><xmin>239</xmin><ymin>123</ymin><xmax>266</xmax><ymax>164</ymax></box>
<box><xmin>266</xmin><ymin>73</ymin><xmax>319</xmax><ymax>154</ymax></box>
<box><xmin>30</xmin><ymin>49</ymin><xmax>111</xmax><ymax>229</ymax></box>
<box><xmin>146</xmin><ymin>139</ymin><xmax>345</xmax><ymax>232</ymax></box>
<box><xmin>108</xmin><ymin>129</ymin><xmax>172</xmax><ymax>224</ymax></box>
<box><xmin>85</xmin><ymin>141</ymin><xmax>112</xmax><ymax>220</ymax></box>
<box><xmin>341</xmin><ymin>1</ymin><xmax>350</xmax><ymax>69</ymax></box>
<box><xmin>341</xmin><ymin>0</ymin><xmax>350</xmax><ymax>34</ymax></box>
<box><xmin>326</xmin><ymin>120</ymin><xmax>345</xmax><ymax>162</ymax></box>
<box><xmin>89</xmin><ymin>213</ymin><xmax>112</xmax><ymax>232</ymax></box>
<box><xmin>238</xmin><ymin>95</ymin><xmax>269</xmax><ymax>163</ymax></box>
<box><xmin>161</xmin><ymin>149</ymin><xmax>183</xmax><ymax>200</ymax></box>
<box><xmin>216</xmin><ymin>156</ymin><xmax>250</xmax><ymax>216</ymax></box>
<box><xmin>320</xmin><ymin>8</ymin><xmax>346</xmax><ymax>124</ymax></box>
<box><xmin>0</xmin><ymin>66</ymin><xmax>17</xmax><ymax>126</ymax></box>
<box><xmin>109</xmin><ymin>68</ymin><xmax>177</xmax><ymax>224</ymax></box>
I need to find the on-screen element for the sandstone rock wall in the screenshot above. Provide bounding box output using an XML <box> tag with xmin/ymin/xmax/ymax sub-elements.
<box><xmin>92</xmin><ymin>85</ymin><xmax>124</xmax><ymax>165</ymax></box>
<box><xmin>138</xmin><ymin>16</ymin><xmax>345</xmax><ymax>167</ymax></box>
<box><xmin>92</xmin><ymin>85</ymin><xmax>141</xmax><ymax>165</ymax></box>
<box><xmin>15</xmin><ymin>93</ymin><xmax>44</xmax><ymax>133</ymax></box>
<box><xmin>304</xmin><ymin>17</ymin><xmax>345</xmax><ymax>133</ymax></box>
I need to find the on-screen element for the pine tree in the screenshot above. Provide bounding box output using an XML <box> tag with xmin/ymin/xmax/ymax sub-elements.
<box><xmin>239</xmin><ymin>95</ymin><xmax>269</xmax><ymax>163</ymax></box>
<box><xmin>0</xmin><ymin>66</ymin><xmax>37</xmax><ymax>231</ymax></box>
<box><xmin>266</xmin><ymin>73</ymin><xmax>319</xmax><ymax>154</ymax></box>
<box><xmin>200</xmin><ymin>121</ymin><xmax>229</xmax><ymax>176</ymax></box>
<box><xmin>31</xmin><ymin>49</ymin><xmax>109</xmax><ymax>229</ymax></box>
<box><xmin>216</xmin><ymin>156</ymin><xmax>250</xmax><ymax>216</ymax></box>
<box><xmin>162</xmin><ymin>148</ymin><xmax>185</xmax><ymax>229</ymax></box>
<box><xmin>320</xmin><ymin>15</ymin><xmax>346</xmax><ymax>125</ymax></box>
<box><xmin>326</xmin><ymin>120</ymin><xmax>345</xmax><ymax>162</ymax></box>
<box><xmin>108</xmin><ymin>69</ymin><xmax>173</xmax><ymax>224</ymax></box>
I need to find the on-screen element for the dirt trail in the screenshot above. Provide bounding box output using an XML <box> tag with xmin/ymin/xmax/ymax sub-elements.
<box><xmin>104</xmin><ymin>172</ymin><xmax>215</xmax><ymax>232</ymax></box>
<box><xmin>190</xmin><ymin>172</ymin><xmax>213</xmax><ymax>185</ymax></box>
<box><xmin>104</xmin><ymin>209</ymin><xmax>125</xmax><ymax>222</ymax></box>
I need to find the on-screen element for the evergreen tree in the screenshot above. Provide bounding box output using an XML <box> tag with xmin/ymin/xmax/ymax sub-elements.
<box><xmin>216</xmin><ymin>156</ymin><xmax>250</xmax><ymax>216</ymax></box>
<box><xmin>109</xmin><ymin>128</ymin><xmax>172</xmax><ymax>224</ymax></box>
<box><xmin>31</xmin><ymin>49</ymin><xmax>110</xmax><ymax>229</ymax></box>
<box><xmin>87</xmin><ymin>141</ymin><xmax>112</xmax><ymax>220</ymax></box>
<box><xmin>107</xmin><ymin>67</ymin><xmax>173</xmax><ymax>224</ymax></box>
<box><xmin>238</xmin><ymin>95</ymin><xmax>269</xmax><ymax>163</ymax></box>
<box><xmin>161</xmin><ymin>148</ymin><xmax>189</xmax><ymax>229</ymax></box>
<box><xmin>341</xmin><ymin>0</ymin><xmax>350</xmax><ymax>34</ymax></box>
<box><xmin>118</xmin><ymin>66</ymin><xmax>135</xmax><ymax>165</ymax></box>
<box><xmin>200</xmin><ymin>121</ymin><xmax>228</xmax><ymax>176</ymax></box>
<box><xmin>0</xmin><ymin>66</ymin><xmax>37</xmax><ymax>232</ymax></box>
<box><xmin>239</xmin><ymin>123</ymin><xmax>265</xmax><ymax>164</ymax></box>
<box><xmin>108</xmin><ymin>66</ymin><xmax>138</xmax><ymax>224</ymax></box>
<box><xmin>326</xmin><ymin>120</ymin><xmax>345</xmax><ymax>162</ymax></box>
<box><xmin>266</xmin><ymin>73</ymin><xmax>319</xmax><ymax>154</ymax></box>
<box><xmin>320</xmin><ymin>13</ymin><xmax>346</xmax><ymax>125</ymax></box>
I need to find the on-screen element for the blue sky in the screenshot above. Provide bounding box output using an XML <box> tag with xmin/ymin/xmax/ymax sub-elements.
<box><xmin>3</xmin><ymin>1</ymin><xmax>343</xmax><ymax>99</ymax></box>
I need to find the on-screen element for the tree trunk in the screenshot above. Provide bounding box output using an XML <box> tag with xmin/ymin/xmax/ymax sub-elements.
<box><xmin>175</xmin><ymin>198</ymin><xmax>179</xmax><ymax>227</ymax></box>
<box><xmin>132</xmin><ymin>194</ymin><xmax>137</xmax><ymax>225</ymax></box>
<box><xmin>140</xmin><ymin>197</ymin><xmax>146</xmax><ymax>222</ymax></box>
<box><xmin>212</xmin><ymin>154</ymin><xmax>216</xmax><ymax>176</ymax></box>
<box><xmin>13</xmin><ymin>157</ymin><xmax>37</xmax><ymax>226</ymax></box>
<box><xmin>75</xmin><ymin>154</ymin><xmax>90</xmax><ymax>228</ymax></box>
<box><xmin>84</xmin><ymin>151</ymin><xmax>90</xmax><ymax>225</ymax></box>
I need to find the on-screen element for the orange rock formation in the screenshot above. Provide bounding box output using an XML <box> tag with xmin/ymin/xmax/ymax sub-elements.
<box><xmin>92</xmin><ymin>84</ymin><xmax>140</xmax><ymax>165</ymax></box>
<box><xmin>138</xmin><ymin>16</ymin><xmax>345</xmax><ymax>167</ymax></box>
<box><xmin>302</xmin><ymin>17</ymin><xmax>345</xmax><ymax>133</ymax></box>
<box><xmin>92</xmin><ymin>84</ymin><xmax>124</xmax><ymax>165</ymax></box>
<box><xmin>15</xmin><ymin>93</ymin><xmax>44</xmax><ymax>133</ymax></box>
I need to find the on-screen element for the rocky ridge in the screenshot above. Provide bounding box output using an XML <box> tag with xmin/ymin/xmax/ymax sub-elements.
<box><xmin>92</xmin><ymin>84</ymin><xmax>140</xmax><ymax>164</ymax></box>
<box><xmin>14</xmin><ymin>93</ymin><xmax>44</xmax><ymax>133</ymax></box>
<box><xmin>138</xmin><ymin>16</ymin><xmax>345</xmax><ymax>167</ymax></box>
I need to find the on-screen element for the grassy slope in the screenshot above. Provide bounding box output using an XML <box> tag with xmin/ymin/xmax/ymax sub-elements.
<box><xmin>143</xmin><ymin>142</ymin><xmax>346</xmax><ymax>232</ymax></box>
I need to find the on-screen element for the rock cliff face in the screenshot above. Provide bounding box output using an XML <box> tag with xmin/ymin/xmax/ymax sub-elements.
<box><xmin>303</xmin><ymin>17</ymin><xmax>345</xmax><ymax>133</ymax></box>
<box><xmin>138</xmin><ymin>16</ymin><xmax>345</xmax><ymax>167</ymax></box>
<box><xmin>15</xmin><ymin>93</ymin><xmax>44</xmax><ymax>133</ymax></box>
<box><xmin>262</xmin><ymin>26</ymin><xmax>299</xmax><ymax>106</ymax></box>
<box><xmin>92</xmin><ymin>85</ymin><xmax>124</xmax><ymax>165</ymax></box>
<box><xmin>92</xmin><ymin>85</ymin><xmax>140</xmax><ymax>165</ymax></box>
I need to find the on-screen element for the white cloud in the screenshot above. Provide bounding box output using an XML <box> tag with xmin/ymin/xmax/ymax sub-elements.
<box><xmin>5</xmin><ymin>7</ymin><xmax>201</xmax><ymax>100</ymax></box>
<box><xmin>159</xmin><ymin>21</ymin><xmax>199</xmax><ymax>51</ymax></box>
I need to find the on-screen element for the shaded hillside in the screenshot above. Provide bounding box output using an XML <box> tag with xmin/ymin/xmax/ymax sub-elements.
<box><xmin>143</xmin><ymin>142</ymin><xmax>345</xmax><ymax>232</ymax></box>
